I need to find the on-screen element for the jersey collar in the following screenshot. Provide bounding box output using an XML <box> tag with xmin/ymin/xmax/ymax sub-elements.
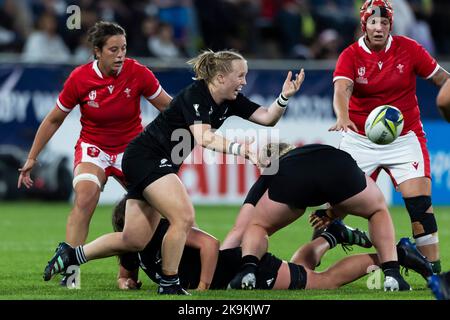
<box><xmin>92</xmin><ymin>60</ymin><xmax>123</xmax><ymax>79</ymax></box>
<box><xmin>358</xmin><ymin>35</ymin><xmax>393</xmax><ymax>54</ymax></box>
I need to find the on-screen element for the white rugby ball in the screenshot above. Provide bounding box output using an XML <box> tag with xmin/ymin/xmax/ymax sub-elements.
<box><xmin>364</xmin><ymin>105</ymin><xmax>404</xmax><ymax>145</ymax></box>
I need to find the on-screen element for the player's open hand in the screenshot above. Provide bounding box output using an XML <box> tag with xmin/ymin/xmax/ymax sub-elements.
<box><xmin>282</xmin><ymin>69</ymin><xmax>305</xmax><ymax>98</ymax></box>
<box><xmin>17</xmin><ymin>158</ymin><xmax>37</xmax><ymax>189</ymax></box>
<box><xmin>328</xmin><ymin>117</ymin><xmax>357</xmax><ymax>132</ymax></box>
<box><xmin>241</xmin><ymin>137</ymin><xmax>267</xmax><ymax>168</ymax></box>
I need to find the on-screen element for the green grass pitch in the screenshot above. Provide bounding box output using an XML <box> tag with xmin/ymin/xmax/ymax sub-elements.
<box><xmin>0</xmin><ymin>202</ymin><xmax>448</xmax><ymax>300</ymax></box>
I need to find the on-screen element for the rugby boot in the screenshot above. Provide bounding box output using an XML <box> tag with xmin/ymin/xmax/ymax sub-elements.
<box><xmin>228</xmin><ymin>270</ymin><xmax>256</xmax><ymax>290</ymax></box>
<box><xmin>43</xmin><ymin>242</ymin><xmax>77</xmax><ymax>281</ymax></box>
<box><xmin>158</xmin><ymin>284</ymin><xmax>191</xmax><ymax>295</ymax></box>
<box><xmin>322</xmin><ymin>219</ymin><xmax>372</xmax><ymax>251</ymax></box>
<box><xmin>428</xmin><ymin>272</ymin><xmax>450</xmax><ymax>300</ymax></box>
<box><xmin>396</xmin><ymin>237</ymin><xmax>433</xmax><ymax>280</ymax></box>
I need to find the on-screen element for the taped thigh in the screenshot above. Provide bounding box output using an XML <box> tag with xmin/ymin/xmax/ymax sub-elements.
<box><xmin>72</xmin><ymin>173</ymin><xmax>102</xmax><ymax>190</ymax></box>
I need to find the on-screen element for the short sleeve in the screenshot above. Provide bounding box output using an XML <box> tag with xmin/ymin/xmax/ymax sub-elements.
<box><xmin>412</xmin><ymin>40</ymin><xmax>438</xmax><ymax>79</ymax></box>
<box><xmin>229</xmin><ymin>94</ymin><xmax>260</xmax><ymax>119</ymax></box>
<box><xmin>56</xmin><ymin>70</ymin><xmax>79</xmax><ymax>113</ymax></box>
<box><xmin>333</xmin><ymin>48</ymin><xmax>355</xmax><ymax>83</ymax></box>
<box><xmin>140</xmin><ymin>66</ymin><xmax>162</xmax><ymax>99</ymax></box>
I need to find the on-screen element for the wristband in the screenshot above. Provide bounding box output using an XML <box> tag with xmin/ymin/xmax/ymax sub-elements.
<box><xmin>277</xmin><ymin>93</ymin><xmax>289</xmax><ymax>107</ymax></box>
<box><xmin>228</xmin><ymin>142</ymin><xmax>242</xmax><ymax>155</ymax></box>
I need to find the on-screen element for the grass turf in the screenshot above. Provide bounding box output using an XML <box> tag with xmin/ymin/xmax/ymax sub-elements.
<box><xmin>0</xmin><ymin>202</ymin><xmax>448</xmax><ymax>300</ymax></box>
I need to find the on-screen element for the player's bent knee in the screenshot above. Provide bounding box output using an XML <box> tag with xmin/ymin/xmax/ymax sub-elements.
<box><xmin>404</xmin><ymin>195</ymin><xmax>438</xmax><ymax>238</ymax></box>
<box><xmin>73</xmin><ymin>173</ymin><xmax>102</xmax><ymax>190</ymax></box>
<box><xmin>121</xmin><ymin>232</ymin><xmax>147</xmax><ymax>252</ymax></box>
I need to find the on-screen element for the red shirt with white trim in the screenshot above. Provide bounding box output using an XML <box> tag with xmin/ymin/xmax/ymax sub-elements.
<box><xmin>333</xmin><ymin>35</ymin><xmax>439</xmax><ymax>136</ymax></box>
<box><xmin>57</xmin><ymin>58</ymin><xmax>161</xmax><ymax>154</ymax></box>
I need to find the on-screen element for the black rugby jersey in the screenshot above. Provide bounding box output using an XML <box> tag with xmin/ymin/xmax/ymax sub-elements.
<box><xmin>138</xmin><ymin>80</ymin><xmax>260</xmax><ymax>162</ymax></box>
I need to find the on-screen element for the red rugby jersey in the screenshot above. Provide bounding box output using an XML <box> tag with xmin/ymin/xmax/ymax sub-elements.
<box><xmin>57</xmin><ymin>58</ymin><xmax>161</xmax><ymax>154</ymax></box>
<box><xmin>333</xmin><ymin>35</ymin><xmax>439</xmax><ymax>136</ymax></box>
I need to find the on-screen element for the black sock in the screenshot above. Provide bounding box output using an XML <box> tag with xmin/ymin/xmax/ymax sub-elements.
<box><xmin>320</xmin><ymin>232</ymin><xmax>337</xmax><ymax>248</ymax></box>
<box><xmin>74</xmin><ymin>246</ymin><xmax>87</xmax><ymax>265</ymax></box>
<box><xmin>381</xmin><ymin>261</ymin><xmax>400</xmax><ymax>277</ymax></box>
<box><xmin>431</xmin><ymin>260</ymin><xmax>441</xmax><ymax>274</ymax></box>
<box><xmin>160</xmin><ymin>273</ymin><xmax>180</xmax><ymax>287</ymax></box>
<box><xmin>241</xmin><ymin>255</ymin><xmax>259</xmax><ymax>273</ymax></box>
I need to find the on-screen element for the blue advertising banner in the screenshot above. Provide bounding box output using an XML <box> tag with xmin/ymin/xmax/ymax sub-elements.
<box><xmin>0</xmin><ymin>64</ymin><xmax>447</xmax><ymax>203</ymax></box>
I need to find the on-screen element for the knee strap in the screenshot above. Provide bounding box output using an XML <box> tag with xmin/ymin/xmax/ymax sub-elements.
<box><xmin>403</xmin><ymin>196</ymin><xmax>437</xmax><ymax>237</ymax></box>
<box><xmin>73</xmin><ymin>173</ymin><xmax>102</xmax><ymax>190</ymax></box>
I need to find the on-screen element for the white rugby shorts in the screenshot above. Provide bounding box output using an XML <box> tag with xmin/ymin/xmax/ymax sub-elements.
<box><xmin>74</xmin><ymin>140</ymin><xmax>126</xmax><ymax>185</ymax></box>
<box><xmin>339</xmin><ymin>130</ymin><xmax>430</xmax><ymax>187</ymax></box>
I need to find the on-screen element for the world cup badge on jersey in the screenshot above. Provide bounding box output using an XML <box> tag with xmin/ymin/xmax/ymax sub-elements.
<box><xmin>88</xmin><ymin>90</ymin><xmax>96</xmax><ymax>100</ymax></box>
<box><xmin>87</xmin><ymin>90</ymin><xmax>99</xmax><ymax>108</ymax></box>
<box><xmin>356</xmin><ymin>66</ymin><xmax>368</xmax><ymax>84</ymax></box>
<box><xmin>87</xmin><ymin>146</ymin><xmax>100</xmax><ymax>158</ymax></box>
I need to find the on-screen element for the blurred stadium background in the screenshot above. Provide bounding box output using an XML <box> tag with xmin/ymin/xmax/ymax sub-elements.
<box><xmin>0</xmin><ymin>0</ymin><xmax>450</xmax><ymax>299</ymax></box>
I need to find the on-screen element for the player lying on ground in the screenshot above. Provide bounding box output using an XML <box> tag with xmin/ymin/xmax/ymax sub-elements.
<box><xmin>109</xmin><ymin>197</ymin><xmax>432</xmax><ymax>291</ymax></box>
<box><xmin>225</xmin><ymin>143</ymin><xmax>412</xmax><ymax>291</ymax></box>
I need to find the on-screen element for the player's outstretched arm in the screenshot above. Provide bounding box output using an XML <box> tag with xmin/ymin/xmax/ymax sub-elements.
<box><xmin>249</xmin><ymin>69</ymin><xmax>305</xmax><ymax>126</ymax></box>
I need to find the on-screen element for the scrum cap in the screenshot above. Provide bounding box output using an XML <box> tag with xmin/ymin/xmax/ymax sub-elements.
<box><xmin>360</xmin><ymin>0</ymin><xmax>393</xmax><ymax>32</ymax></box>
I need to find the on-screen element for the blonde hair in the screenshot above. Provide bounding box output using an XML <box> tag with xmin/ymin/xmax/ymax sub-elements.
<box><xmin>259</xmin><ymin>142</ymin><xmax>296</xmax><ymax>164</ymax></box>
<box><xmin>187</xmin><ymin>49</ymin><xmax>246</xmax><ymax>84</ymax></box>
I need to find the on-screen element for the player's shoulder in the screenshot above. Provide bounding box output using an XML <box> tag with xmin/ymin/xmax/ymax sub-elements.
<box><xmin>125</xmin><ymin>58</ymin><xmax>151</xmax><ymax>72</ymax></box>
<box><xmin>393</xmin><ymin>35</ymin><xmax>421</xmax><ymax>48</ymax></box>
<box><xmin>339</xmin><ymin>40</ymin><xmax>359</xmax><ymax>59</ymax></box>
<box><xmin>68</xmin><ymin>61</ymin><xmax>94</xmax><ymax>79</ymax></box>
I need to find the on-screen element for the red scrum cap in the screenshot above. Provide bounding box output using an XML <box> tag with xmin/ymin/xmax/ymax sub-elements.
<box><xmin>360</xmin><ymin>0</ymin><xmax>394</xmax><ymax>33</ymax></box>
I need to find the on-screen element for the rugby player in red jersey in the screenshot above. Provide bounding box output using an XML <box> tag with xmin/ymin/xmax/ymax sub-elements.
<box><xmin>329</xmin><ymin>0</ymin><xmax>450</xmax><ymax>274</ymax></box>
<box><xmin>18</xmin><ymin>21</ymin><xmax>172</xmax><ymax>253</ymax></box>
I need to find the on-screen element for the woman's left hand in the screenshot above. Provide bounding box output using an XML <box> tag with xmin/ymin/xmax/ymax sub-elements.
<box><xmin>282</xmin><ymin>69</ymin><xmax>305</xmax><ymax>98</ymax></box>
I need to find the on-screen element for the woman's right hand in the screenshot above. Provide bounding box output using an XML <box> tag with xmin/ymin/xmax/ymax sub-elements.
<box><xmin>240</xmin><ymin>137</ymin><xmax>267</xmax><ymax>168</ymax></box>
<box><xmin>17</xmin><ymin>158</ymin><xmax>37</xmax><ymax>189</ymax></box>
<box><xmin>329</xmin><ymin>117</ymin><xmax>357</xmax><ymax>132</ymax></box>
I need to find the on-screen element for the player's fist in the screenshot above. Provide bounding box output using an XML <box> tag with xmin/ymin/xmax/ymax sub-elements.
<box><xmin>118</xmin><ymin>277</ymin><xmax>142</xmax><ymax>290</ymax></box>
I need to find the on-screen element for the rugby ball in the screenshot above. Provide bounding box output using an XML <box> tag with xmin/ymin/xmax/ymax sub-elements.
<box><xmin>364</xmin><ymin>105</ymin><xmax>404</xmax><ymax>145</ymax></box>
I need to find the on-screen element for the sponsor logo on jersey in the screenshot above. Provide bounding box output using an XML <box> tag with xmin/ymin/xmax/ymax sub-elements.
<box><xmin>159</xmin><ymin>158</ymin><xmax>172</xmax><ymax>168</ymax></box>
<box><xmin>378</xmin><ymin>61</ymin><xmax>383</xmax><ymax>70</ymax></box>
<box><xmin>107</xmin><ymin>85</ymin><xmax>114</xmax><ymax>94</ymax></box>
<box><xmin>124</xmin><ymin>88</ymin><xmax>131</xmax><ymax>97</ymax></box>
<box><xmin>412</xmin><ymin>161</ymin><xmax>419</xmax><ymax>170</ymax></box>
<box><xmin>396</xmin><ymin>64</ymin><xmax>404</xmax><ymax>74</ymax></box>
<box><xmin>209</xmin><ymin>106</ymin><xmax>213</xmax><ymax>115</ymax></box>
<box><xmin>219</xmin><ymin>107</ymin><xmax>228</xmax><ymax>120</ymax></box>
<box><xmin>266</xmin><ymin>278</ymin><xmax>274</xmax><ymax>286</ymax></box>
